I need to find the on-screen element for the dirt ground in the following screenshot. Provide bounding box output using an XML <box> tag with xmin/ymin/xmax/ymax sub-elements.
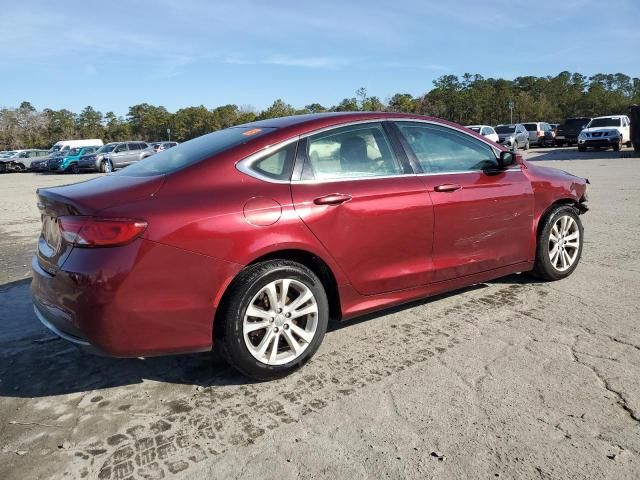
<box><xmin>1</xmin><ymin>148</ymin><xmax>639</xmax><ymax>479</ymax></box>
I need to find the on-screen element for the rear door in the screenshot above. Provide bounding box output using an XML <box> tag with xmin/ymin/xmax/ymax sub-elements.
<box><xmin>290</xmin><ymin>121</ymin><xmax>435</xmax><ymax>295</ymax></box>
<box><xmin>393</xmin><ymin>121</ymin><xmax>534</xmax><ymax>282</ymax></box>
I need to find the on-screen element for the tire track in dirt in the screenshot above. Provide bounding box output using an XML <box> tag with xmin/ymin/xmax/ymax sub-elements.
<box><xmin>70</xmin><ymin>283</ymin><xmax>541</xmax><ymax>480</ymax></box>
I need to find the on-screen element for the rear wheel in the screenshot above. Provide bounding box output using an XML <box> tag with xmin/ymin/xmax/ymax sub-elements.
<box><xmin>217</xmin><ymin>260</ymin><xmax>329</xmax><ymax>380</ymax></box>
<box><xmin>529</xmin><ymin>205</ymin><xmax>583</xmax><ymax>281</ymax></box>
<box><xmin>69</xmin><ymin>163</ymin><xmax>79</xmax><ymax>174</ymax></box>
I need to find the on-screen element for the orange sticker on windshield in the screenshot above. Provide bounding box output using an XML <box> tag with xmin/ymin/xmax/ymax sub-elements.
<box><xmin>243</xmin><ymin>128</ymin><xmax>262</xmax><ymax>136</ymax></box>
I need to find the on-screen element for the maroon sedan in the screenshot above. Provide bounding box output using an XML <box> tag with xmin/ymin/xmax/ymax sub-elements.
<box><xmin>32</xmin><ymin>112</ymin><xmax>588</xmax><ymax>379</ymax></box>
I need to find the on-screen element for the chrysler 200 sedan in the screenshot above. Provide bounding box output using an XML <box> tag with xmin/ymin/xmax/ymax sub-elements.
<box><xmin>31</xmin><ymin>112</ymin><xmax>588</xmax><ymax>380</ymax></box>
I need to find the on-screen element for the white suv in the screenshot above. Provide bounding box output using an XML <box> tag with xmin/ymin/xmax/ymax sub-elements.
<box><xmin>578</xmin><ymin>115</ymin><xmax>631</xmax><ymax>151</ymax></box>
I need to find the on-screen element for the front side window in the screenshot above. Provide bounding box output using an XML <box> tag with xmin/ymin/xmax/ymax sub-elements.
<box><xmin>396</xmin><ymin>122</ymin><xmax>499</xmax><ymax>173</ymax></box>
<box><xmin>303</xmin><ymin>123</ymin><xmax>402</xmax><ymax>180</ymax></box>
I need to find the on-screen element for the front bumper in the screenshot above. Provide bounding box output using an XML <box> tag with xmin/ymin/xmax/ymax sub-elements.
<box><xmin>578</xmin><ymin>137</ymin><xmax>620</xmax><ymax>148</ymax></box>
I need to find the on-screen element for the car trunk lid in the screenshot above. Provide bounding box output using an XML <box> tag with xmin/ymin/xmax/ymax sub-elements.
<box><xmin>35</xmin><ymin>174</ymin><xmax>164</xmax><ymax>274</ymax></box>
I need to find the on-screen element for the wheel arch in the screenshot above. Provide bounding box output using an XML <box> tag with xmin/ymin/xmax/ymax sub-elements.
<box><xmin>535</xmin><ymin>198</ymin><xmax>582</xmax><ymax>241</ymax></box>
<box><xmin>213</xmin><ymin>248</ymin><xmax>342</xmax><ymax>339</ymax></box>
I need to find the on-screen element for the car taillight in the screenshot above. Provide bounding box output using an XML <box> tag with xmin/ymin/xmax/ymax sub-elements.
<box><xmin>58</xmin><ymin>216</ymin><xmax>147</xmax><ymax>247</ymax></box>
<box><xmin>537</xmin><ymin>129</ymin><xmax>542</xmax><ymax>136</ymax></box>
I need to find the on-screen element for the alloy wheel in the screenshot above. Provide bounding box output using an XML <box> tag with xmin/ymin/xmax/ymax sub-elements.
<box><xmin>243</xmin><ymin>278</ymin><xmax>318</xmax><ymax>366</ymax></box>
<box><xmin>548</xmin><ymin>215</ymin><xmax>580</xmax><ymax>272</ymax></box>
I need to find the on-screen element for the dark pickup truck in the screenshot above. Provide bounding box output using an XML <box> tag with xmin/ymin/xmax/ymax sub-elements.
<box><xmin>555</xmin><ymin>117</ymin><xmax>591</xmax><ymax>147</ymax></box>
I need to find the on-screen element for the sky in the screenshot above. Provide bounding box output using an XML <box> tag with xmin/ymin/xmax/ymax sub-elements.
<box><xmin>1</xmin><ymin>0</ymin><xmax>639</xmax><ymax>116</ymax></box>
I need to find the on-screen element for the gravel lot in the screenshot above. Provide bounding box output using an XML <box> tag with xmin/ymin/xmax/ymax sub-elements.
<box><xmin>1</xmin><ymin>148</ymin><xmax>639</xmax><ymax>479</ymax></box>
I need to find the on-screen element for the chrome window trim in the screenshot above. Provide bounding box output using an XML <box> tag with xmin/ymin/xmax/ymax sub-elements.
<box><xmin>293</xmin><ymin>167</ymin><xmax>522</xmax><ymax>185</ymax></box>
<box><xmin>235</xmin><ymin>117</ymin><xmax>512</xmax><ymax>184</ymax></box>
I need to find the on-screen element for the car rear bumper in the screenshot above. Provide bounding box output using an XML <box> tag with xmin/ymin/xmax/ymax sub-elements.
<box><xmin>31</xmin><ymin>238</ymin><xmax>242</xmax><ymax>357</ymax></box>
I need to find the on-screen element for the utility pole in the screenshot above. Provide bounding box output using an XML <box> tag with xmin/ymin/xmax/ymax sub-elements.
<box><xmin>508</xmin><ymin>101</ymin><xmax>515</xmax><ymax>124</ymax></box>
<box><xmin>167</xmin><ymin>128</ymin><xmax>171</xmax><ymax>142</ymax></box>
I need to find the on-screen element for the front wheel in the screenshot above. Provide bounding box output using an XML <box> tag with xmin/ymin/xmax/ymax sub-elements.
<box><xmin>69</xmin><ymin>163</ymin><xmax>79</xmax><ymax>174</ymax></box>
<box><xmin>529</xmin><ymin>205</ymin><xmax>583</xmax><ymax>281</ymax></box>
<box><xmin>612</xmin><ymin>139</ymin><xmax>621</xmax><ymax>151</ymax></box>
<box><xmin>100</xmin><ymin>160</ymin><xmax>113</xmax><ymax>173</ymax></box>
<box><xmin>217</xmin><ymin>260</ymin><xmax>329</xmax><ymax>380</ymax></box>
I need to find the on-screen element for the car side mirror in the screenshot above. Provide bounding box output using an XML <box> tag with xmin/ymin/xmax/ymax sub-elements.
<box><xmin>498</xmin><ymin>151</ymin><xmax>515</xmax><ymax>168</ymax></box>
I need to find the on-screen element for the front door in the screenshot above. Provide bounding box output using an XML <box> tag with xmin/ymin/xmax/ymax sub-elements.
<box><xmin>394</xmin><ymin>121</ymin><xmax>534</xmax><ymax>282</ymax></box>
<box><xmin>290</xmin><ymin>122</ymin><xmax>434</xmax><ymax>295</ymax></box>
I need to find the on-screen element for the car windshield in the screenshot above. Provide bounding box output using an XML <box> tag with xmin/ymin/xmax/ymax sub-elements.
<box><xmin>467</xmin><ymin>127</ymin><xmax>481</xmax><ymax>133</ymax></box>
<box><xmin>67</xmin><ymin>148</ymin><xmax>82</xmax><ymax>156</ymax></box>
<box><xmin>495</xmin><ymin>125</ymin><xmax>516</xmax><ymax>133</ymax></box>
<box><xmin>96</xmin><ymin>144</ymin><xmax>117</xmax><ymax>153</ymax></box>
<box><xmin>523</xmin><ymin>123</ymin><xmax>537</xmax><ymax>131</ymax></box>
<box><xmin>588</xmin><ymin>117</ymin><xmax>620</xmax><ymax>128</ymax></box>
<box><xmin>115</xmin><ymin>126</ymin><xmax>277</xmax><ymax>177</ymax></box>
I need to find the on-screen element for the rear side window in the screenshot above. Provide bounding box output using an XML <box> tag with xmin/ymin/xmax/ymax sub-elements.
<box><xmin>245</xmin><ymin>142</ymin><xmax>297</xmax><ymax>181</ymax></box>
<box><xmin>303</xmin><ymin>123</ymin><xmax>402</xmax><ymax>180</ymax></box>
<box><xmin>523</xmin><ymin>123</ymin><xmax>537</xmax><ymax>131</ymax></box>
<box><xmin>396</xmin><ymin>122</ymin><xmax>499</xmax><ymax>173</ymax></box>
<box><xmin>116</xmin><ymin>126</ymin><xmax>277</xmax><ymax>176</ymax></box>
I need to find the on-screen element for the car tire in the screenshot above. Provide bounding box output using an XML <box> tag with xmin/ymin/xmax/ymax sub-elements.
<box><xmin>556</xmin><ymin>141</ymin><xmax>564</xmax><ymax>147</ymax></box>
<box><xmin>524</xmin><ymin>139</ymin><xmax>530</xmax><ymax>150</ymax></box>
<box><xmin>100</xmin><ymin>160</ymin><xmax>113</xmax><ymax>173</ymax></box>
<box><xmin>634</xmin><ymin>143</ymin><xmax>640</xmax><ymax>153</ymax></box>
<box><xmin>578</xmin><ymin>146</ymin><xmax>586</xmax><ymax>152</ymax></box>
<box><xmin>613</xmin><ymin>139</ymin><xmax>621</xmax><ymax>151</ymax></box>
<box><xmin>69</xmin><ymin>163</ymin><xmax>79</xmax><ymax>174</ymax></box>
<box><xmin>512</xmin><ymin>141</ymin><xmax>518</xmax><ymax>152</ymax></box>
<box><xmin>529</xmin><ymin>205</ymin><xmax>583</xmax><ymax>281</ymax></box>
<box><xmin>216</xmin><ymin>260</ymin><xmax>329</xmax><ymax>380</ymax></box>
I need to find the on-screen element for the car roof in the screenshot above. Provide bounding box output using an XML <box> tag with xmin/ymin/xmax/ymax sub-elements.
<box><xmin>239</xmin><ymin>112</ymin><xmax>467</xmax><ymax>138</ymax></box>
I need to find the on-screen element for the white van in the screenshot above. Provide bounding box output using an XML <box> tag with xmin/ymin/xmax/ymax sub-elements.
<box><xmin>50</xmin><ymin>139</ymin><xmax>104</xmax><ymax>153</ymax></box>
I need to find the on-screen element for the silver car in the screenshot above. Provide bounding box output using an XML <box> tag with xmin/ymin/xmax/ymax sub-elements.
<box><xmin>0</xmin><ymin>149</ymin><xmax>49</xmax><ymax>172</ymax></box>
<box><xmin>80</xmin><ymin>141</ymin><xmax>152</xmax><ymax>173</ymax></box>
<box><xmin>495</xmin><ymin>124</ymin><xmax>530</xmax><ymax>151</ymax></box>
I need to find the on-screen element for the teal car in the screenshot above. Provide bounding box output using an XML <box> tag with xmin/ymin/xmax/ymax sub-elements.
<box><xmin>48</xmin><ymin>146</ymin><xmax>100</xmax><ymax>173</ymax></box>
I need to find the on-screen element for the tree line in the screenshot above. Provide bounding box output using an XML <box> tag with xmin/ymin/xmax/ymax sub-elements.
<box><xmin>2</xmin><ymin>71</ymin><xmax>638</xmax><ymax>150</ymax></box>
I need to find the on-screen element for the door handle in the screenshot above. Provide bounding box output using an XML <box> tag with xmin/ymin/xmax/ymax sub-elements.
<box><xmin>313</xmin><ymin>193</ymin><xmax>352</xmax><ymax>205</ymax></box>
<box><xmin>434</xmin><ymin>184</ymin><xmax>462</xmax><ymax>192</ymax></box>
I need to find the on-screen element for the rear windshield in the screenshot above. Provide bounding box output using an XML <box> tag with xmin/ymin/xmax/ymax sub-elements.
<box><xmin>495</xmin><ymin>125</ymin><xmax>516</xmax><ymax>133</ymax></box>
<box><xmin>115</xmin><ymin>126</ymin><xmax>277</xmax><ymax>176</ymax></box>
<box><xmin>523</xmin><ymin>123</ymin><xmax>537</xmax><ymax>131</ymax></box>
<box><xmin>588</xmin><ymin>117</ymin><xmax>620</xmax><ymax>128</ymax></box>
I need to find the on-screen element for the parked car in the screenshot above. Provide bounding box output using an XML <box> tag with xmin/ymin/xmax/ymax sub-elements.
<box><xmin>495</xmin><ymin>124</ymin><xmax>530</xmax><ymax>150</ymax></box>
<box><xmin>150</xmin><ymin>141</ymin><xmax>178</xmax><ymax>152</ymax></box>
<box><xmin>49</xmin><ymin>139</ymin><xmax>104</xmax><ymax>154</ymax></box>
<box><xmin>0</xmin><ymin>149</ymin><xmax>49</xmax><ymax>172</ymax></box>
<box><xmin>555</xmin><ymin>117</ymin><xmax>591</xmax><ymax>147</ymax></box>
<box><xmin>522</xmin><ymin>122</ymin><xmax>554</xmax><ymax>147</ymax></box>
<box><xmin>31</xmin><ymin>112</ymin><xmax>589</xmax><ymax>380</ymax></box>
<box><xmin>48</xmin><ymin>146</ymin><xmax>101</xmax><ymax>173</ymax></box>
<box><xmin>465</xmin><ymin>125</ymin><xmax>499</xmax><ymax>143</ymax></box>
<box><xmin>577</xmin><ymin>115</ymin><xmax>632</xmax><ymax>151</ymax></box>
<box><xmin>81</xmin><ymin>141</ymin><xmax>151</xmax><ymax>172</ymax></box>
<box><xmin>29</xmin><ymin>151</ymin><xmax>65</xmax><ymax>172</ymax></box>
